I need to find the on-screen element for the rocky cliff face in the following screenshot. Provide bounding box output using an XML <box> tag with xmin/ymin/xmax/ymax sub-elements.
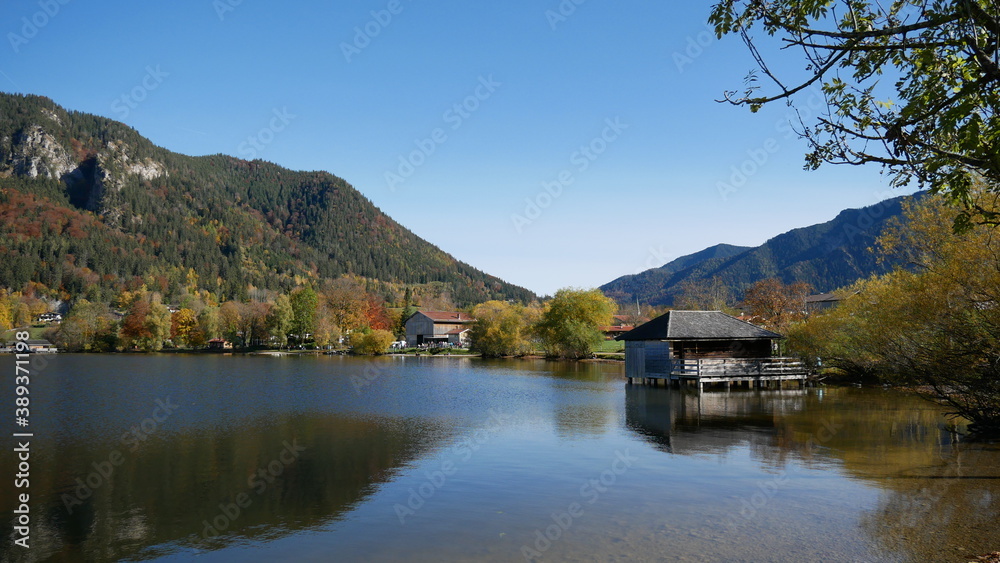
<box><xmin>2</xmin><ymin>119</ymin><xmax>166</xmax><ymax>226</ymax></box>
<box><xmin>7</xmin><ymin>124</ymin><xmax>75</xmax><ymax>180</ymax></box>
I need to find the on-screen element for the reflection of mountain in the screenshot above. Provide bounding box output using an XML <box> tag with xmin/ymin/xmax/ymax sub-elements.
<box><xmin>0</xmin><ymin>412</ymin><xmax>448</xmax><ymax>562</ymax></box>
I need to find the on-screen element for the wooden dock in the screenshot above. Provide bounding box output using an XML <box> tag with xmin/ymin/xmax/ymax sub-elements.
<box><xmin>627</xmin><ymin>357</ymin><xmax>808</xmax><ymax>391</ymax></box>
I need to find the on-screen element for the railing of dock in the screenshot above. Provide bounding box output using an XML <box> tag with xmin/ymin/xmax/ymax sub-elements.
<box><xmin>670</xmin><ymin>357</ymin><xmax>806</xmax><ymax>378</ymax></box>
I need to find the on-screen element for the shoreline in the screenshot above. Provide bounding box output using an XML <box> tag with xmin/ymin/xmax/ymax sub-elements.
<box><xmin>12</xmin><ymin>349</ymin><xmax>628</xmax><ymax>362</ymax></box>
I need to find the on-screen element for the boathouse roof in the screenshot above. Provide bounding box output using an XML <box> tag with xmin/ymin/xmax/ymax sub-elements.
<box><xmin>615</xmin><ymin>311</ymin><xmax>782</xmax><ymax>342</ymax></box>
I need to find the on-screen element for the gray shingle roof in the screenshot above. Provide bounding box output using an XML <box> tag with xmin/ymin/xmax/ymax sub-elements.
<box><xmin>805</xmin><ymin>293</ymin><xmax>840</xmax><ymax>304</ymax></box>
<box><xmin>616</xmin><ymin>311</ymin><xmax>783</xmax><ymax>341</ymax></box>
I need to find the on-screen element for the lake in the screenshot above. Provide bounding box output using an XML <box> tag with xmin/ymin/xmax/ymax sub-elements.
<box><xmin>1</xmin><ymin>354</ymin><xmax>999</xmax><ymax>562</ymax></box>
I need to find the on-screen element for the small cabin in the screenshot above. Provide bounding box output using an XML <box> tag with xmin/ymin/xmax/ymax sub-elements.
<box><xmin>617</xmin><ymin>310</ymin><xmax>805</xmax><ymax>388</ymax></box>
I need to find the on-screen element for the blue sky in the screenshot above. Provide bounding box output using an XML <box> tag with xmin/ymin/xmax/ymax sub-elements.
<box><xmin>1</xmin><ymin>0</ymin><xmax>915</xmax><ymax>296</ymax></box>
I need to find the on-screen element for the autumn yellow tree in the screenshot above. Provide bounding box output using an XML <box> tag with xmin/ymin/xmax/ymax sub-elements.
<box><xmin>267</xmin><ymin>294</ymin><xmax>293</xmax><ymax>346</ymax></box>
<box><xmin>313</xmin><ymin>305</ymin><xmax>342</xmax><ymax>349</ymax></box>
<box><xmin>170</xmin><ymin>308</ymin><xmax>199</xmax><ymax>348</ymax></box>
<box><xmin>0</xmin><ymin>291</ymin><xmax>12</xmax><ymax>331</ymax></box>
<box><xmin>788</xmin><ymin>191</ymin><xmax>1000</xmax><ymax>435</ymax></box>
<box><xmin>120</xmin><ymin>292</ymin><xmax>171</xmax><ymax>351</ymax></box>
<box><xmin>53</xmin><ymin>299</ymin><xmax>118</xmax><ymax>352</ymax></box>
<box><xmin>470</xmin><ymin>300</ymin><xmax>532</xmax><ymax>357</ymax></box>
<box><xmin>218</xmin><ymin>301</ymin><xmax>242</xmax><ymax>344</ymax></box>
<box><xmin>351</xmin><ymin>329</ymin><xmax>394</xmax><ymax>355</ymax></box>
<box><xmin>535</xmin><ymin>288</ymin><xmax>616</xmax><ymax>359</ymax></box>
<box><xmin>321</xmin><ymin>277</ymin><xmax>368</xmax><ymax>334</ymax></box>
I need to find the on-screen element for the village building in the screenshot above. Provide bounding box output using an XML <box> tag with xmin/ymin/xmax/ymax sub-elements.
<box><xmin>404</xmin><ymin>311</ymin><xmax>474</xmax><ymax>347</ymax></box>
<box><xmin>599</xmin><ymin>314</ymin><xmax>648</xmax><ymax>340</ymax></box>
<box><xmin>207</xmin><ymin>338</ymin><xmax>234</xmax><ymax>350</ymax></box>
<box><xmin>1</xmin><ymin>339</ymin><xmax>59</xmax><ymax>353</ymax></box>
<box><xmin>27</xmin><ymin>339</ymin><xmax>58</xmax><ymax>353</ymax></box>
<box><xmin>805</xmin><ymin>292</ymin><xmax>842</xmax><ymax>313</ymax></box>
<box><xmin>617</xmin><ymin>310</ymin><xmax>806</xmax><ymax>390</ymax></box>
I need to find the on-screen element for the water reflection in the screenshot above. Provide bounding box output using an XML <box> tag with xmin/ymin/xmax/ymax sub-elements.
<box><xmin>624</xmin><ymin>384</ymin><xmax>1000</xmax><ymax>562</ymax></box>
<box><xmin>4</xmin><ymin>354</ymin><xmax>999</xmax><ymax>562</ymax></box>
<box><xmin>625</xmin><ymin>385</ymin><xmax>800</xmax><ymax>457</ymax></box>
<box><xmin>0</xmin><ymin>410</ymin><xmax>448</xmax><ymax>562</ymax></box>
<box><xmin>861</xmin><ymin>443</ymin><xmax>1000</xmax><ymax>562</ymax></box>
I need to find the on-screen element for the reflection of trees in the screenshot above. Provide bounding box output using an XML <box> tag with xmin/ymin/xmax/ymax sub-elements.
<box><xmin>859</xmin><ymin>446</ymin><xmax>1000</xmax><ymax>563</ymax></box>
<box><xmin>474</xmin><ymin>357</ymin><xmax>622</xmax><ymax>381</ymax></box>
<box><xmin>0</xmin><ymin>412</ymin><xmax>447</xmax><ymax>562</ymax></box>
<box><xmin>547</xmin><ymin>361</ymin><xmax>618</xmax><ymax>439</ymax></box>
<box><xmin>624</xmin><ymin>385</ymin><xmax>1000</xmax><ymax>561</ymax></box>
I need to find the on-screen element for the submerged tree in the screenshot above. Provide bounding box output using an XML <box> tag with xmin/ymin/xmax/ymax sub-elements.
<box><xmin>710</xmin><ymin>1</ymin><xmax>1000</xmax><ymax>227</ymax></box>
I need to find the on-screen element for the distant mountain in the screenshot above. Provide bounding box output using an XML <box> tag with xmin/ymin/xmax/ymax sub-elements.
<box><xmin>649</xmin><ymin>243</ymin><xmax>752</xmax><ymax>278</ymax></box>
<box><xmin>601</xmin><ymin>195</ymin><xmax>911</xmax><ymax>306</ymax></box>
<box><xmin>0</xmin><ymin>93</ymin><xmax>533</xmax><ymax>305</ymax></box>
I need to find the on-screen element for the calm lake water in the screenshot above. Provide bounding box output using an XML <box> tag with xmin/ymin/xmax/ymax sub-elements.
<box><xmin>2</xmin><ymin>354</ymin><xmax>999</xmax><ymax>562</ymax></box>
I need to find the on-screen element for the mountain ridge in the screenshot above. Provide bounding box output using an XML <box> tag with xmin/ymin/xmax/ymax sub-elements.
<box><xmin>601</xmin><ymin>194</ymin><xmax>911</xmax><ymax>306</ymax></box>
<box><xmin>0</xmin><ymin>92</ymin><xmax>533</xmax><ymax>305</ymax></box>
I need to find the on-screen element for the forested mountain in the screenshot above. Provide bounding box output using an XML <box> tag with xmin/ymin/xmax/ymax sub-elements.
<box><xmin>0</xmin><ymin>93</ymin><xmax>533</xmax><ymax>306</ymax></box>
<box><xmin>601</xmin><ymin>195</ymin><xmax>912</xmax><ymax>306</ymax></box>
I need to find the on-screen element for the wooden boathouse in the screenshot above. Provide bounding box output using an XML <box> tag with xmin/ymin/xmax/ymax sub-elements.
<box><xmin>617</xmin><ymin>311</ymin><xmax>807</xmax><ymax>390</ymax></box>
